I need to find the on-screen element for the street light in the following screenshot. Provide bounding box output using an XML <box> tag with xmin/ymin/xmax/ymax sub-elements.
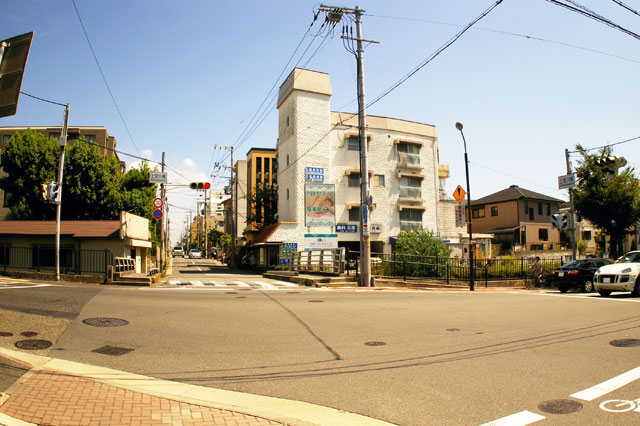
<box><xmin>455</xmin><ymin>122</ymin><xmax>475</xmax><ymax>292</ymax></box>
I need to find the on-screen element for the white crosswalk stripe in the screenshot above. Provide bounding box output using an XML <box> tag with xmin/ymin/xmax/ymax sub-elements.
<box><xmin>189</xmin><ymin>280</ymin><xmax>205</xmax><ymax>286</ymax></box>
<box><xmin>232</xmin><ymin>281</ymin><xmax>251</xmax><ymax>287</ymax></box>
<box><xmin>160</xmin><ymin>279</ymin><xmax>300</xmax><ymax>290</ymax></box>
<box><xmin>252</xmin><ymin>280</ymin><xmax>277</xmax><ymax>290</ymax></box>
<box><xmin>273</xmin><ymin>280</ymin><xmax>299</xmax><ymax>287</ymax></box>
<box><xmin>211</xmin><ymin>281</ymin><xmax>229</xmax><ymax>287</ymax></box>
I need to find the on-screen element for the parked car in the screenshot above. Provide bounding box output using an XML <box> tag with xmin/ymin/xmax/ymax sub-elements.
<box><xmin>172</xmin><ymin>247</ymin><xmax>184</xmax><ymax>257</ymax></box>
<box><xmin>550</xmin><ymin>258</ymin><xmax>611</xmax><ymax>293</ymax></box>
<box><xmin>188</xmin><ymin>248</ymin><xmax>202</xmax><ymax>259</ymax></box>
<box><xmin>594</xmin><ymin>251</ymin><xmax>640</xmax><ymax>297</ymax></box>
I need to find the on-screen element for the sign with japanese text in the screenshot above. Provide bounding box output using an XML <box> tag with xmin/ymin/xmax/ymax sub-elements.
<box><xmin>304</xmin><ymin>234</ymin><xmax>338</xmax><ymax>250</ymax></box>
<box><xmin>304</xmin><ymin>183</ymin><xmax>335</xmax><ymax>226</ymax></box>
<box><xmin>336</xmin><ymin>224</ymin><xmax>357</xmax><ymax>233</ymax></box>
<box><xmin>282</xmin><ymin>243</ymin><xmax>298</xmax><ymax>256</ymax></box>
<box><xmin>305</xmin><ymin>167</ymin><xmax>324</xmax><ymax>182</ymax></box>
<box><xmin>370</xmin><ymin>224</ymin><xmax>381</xmax><ymax>233</ymax></box>
<box><xmin>455</xmin><ymin>204</ymin><xmax>465</xmax><ymax>228</ymax></box>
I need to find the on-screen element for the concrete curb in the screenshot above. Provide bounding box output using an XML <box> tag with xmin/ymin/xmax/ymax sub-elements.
<box><xmin>0</xmin><ymin>348</ymin><xmax>396</xmax><ymax>426</ymax></box>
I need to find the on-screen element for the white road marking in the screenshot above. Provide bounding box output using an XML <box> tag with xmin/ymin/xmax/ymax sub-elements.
<box><xmin>0</xmin><ymin>284</ymin><xmax>51</xmax><ymax>289</ymax></box>
<box><xmin>517</xmin><ymin>292</ymin><xmax>640</xmax><ymax>303</ymax></box>
<box><xmin>253</xmin><ymin>280</ymin><xmax>277</xmax><ymax>289</ymax></box>
<box><xmin>571</xmin><ymin>366</ymin><xmax>640</xmax><ymax>401</ymax></box>
<box><xmin>232</xmin><ymin>281</ymin><xmax>251</xmax><ymax>287</ymax></box>
<box><xmin>479</xmin><ymin>410</ymin><xmax>545</xmax><ymax>426</ymax></box>
<box><xmin>168</xmin><ymin>280</ymin><xmax>181</xmax><ymax>285</ymax></box>
<box><xmin>189</xmin><ymin>280</ymin><xmax>204</xmax><ymax>287</ymax></box>
<box><xmin>211</xmin><ymin>281</ymin><xmax>229</xmax><ymax>287</ymax></box>
<box><xmin>274</xmin><ymin>280</ymin><xmax>299</xmax><ymax>287</ymax></box>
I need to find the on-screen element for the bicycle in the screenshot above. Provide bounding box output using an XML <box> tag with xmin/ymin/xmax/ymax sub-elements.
<box><xmin>525</xmin><ymin>272</ymin><xmax>548</xmax><ymax>289</ymax></box>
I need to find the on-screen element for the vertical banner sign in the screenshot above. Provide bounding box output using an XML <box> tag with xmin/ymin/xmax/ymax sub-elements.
<box><xmin>305</xmin><ymin>183</ymin><xmax>335</xmax><ymax>226</ymax></box>
<box><xmin>362</xmin><ymin>204</ymin><xmax>369</xmax><ymax>236</ymax></box>
<box><xmin>455</xmin><ymin>204</ymin><xmax>465</xmax><ymax>228</ymax></box>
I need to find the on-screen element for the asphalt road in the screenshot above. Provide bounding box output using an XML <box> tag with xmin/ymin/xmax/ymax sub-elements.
<box><xmin>1</xmin><ymin>260</ymin><xmax>640</xmax><ymax>425</ymax></box>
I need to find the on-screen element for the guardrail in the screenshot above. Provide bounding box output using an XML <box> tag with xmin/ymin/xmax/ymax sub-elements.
<box><xmin>114</xmin><ymin>257</ymin><xmax>135</xmax><ymax>273</ymax></box>
<box><xmin>293</xmin><ymin>248</ymin><xmax>345</xmax><ymax>275</ymax></box>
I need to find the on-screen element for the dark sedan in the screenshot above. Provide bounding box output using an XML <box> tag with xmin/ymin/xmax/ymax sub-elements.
<box><xmin>551</xmin><ymin>258</ymin><xmax>612</xmax><ymax>293</ymax></box>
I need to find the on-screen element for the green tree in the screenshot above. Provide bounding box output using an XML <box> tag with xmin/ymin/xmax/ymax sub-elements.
<box><xmin>0</xmin><ymin>130</ymin><xmax>58</xmax><ymax>219</ymax></box>
<box><xmin>573</xmin><ymin>145</ymin><xmax>640</xmax><ymax>258</ymax></box>
<box><xmin>395</xmin><ymin>228</ymin><xmax>452</xmax><ymax>258</ymax></box>
<box><xmin>246</xmin><ymin>182</ymin><xmax>277</xmax><ymax>231</ymax></box>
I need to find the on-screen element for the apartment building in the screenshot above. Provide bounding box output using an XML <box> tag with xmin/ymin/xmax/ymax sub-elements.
<box><xmin>247</xmin><ymin>68</ymin><xmax>446</xmax><ymax>265</ymax></box>
<box><xmin>245</xmin><ymin>148</ymin><xmax>277</xmax><ymax>235</ymax></box>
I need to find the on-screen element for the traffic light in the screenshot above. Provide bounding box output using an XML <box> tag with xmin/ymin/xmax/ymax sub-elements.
<box><xmin>551</xmin><ymin>213</ymin><xmax>568</xmax><ymax>230</ymax></box>
<box><xmin>40</xmin><ymin>183</ymin><xmax>47</xmax><ymax>200</ymax></box>
<box><xmin>189</xmin><ymin>182</ymin><xmax>211</xmax><ymax>190</ymax></box>
<box><xmin>47</xmin><ymin>181</ymin><xmax>60</xmax><ymax>203</ymax></box>
<box><xmin>595</xmin><ymin>156</ymin><xmax>627</xmax><ymax>175</ymax></box>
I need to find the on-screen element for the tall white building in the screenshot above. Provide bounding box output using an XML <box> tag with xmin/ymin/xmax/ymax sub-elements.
<box><xmin>251</xmin><ymin>67</ymin><xmax>451</xmax><ymax>261</ymax></box>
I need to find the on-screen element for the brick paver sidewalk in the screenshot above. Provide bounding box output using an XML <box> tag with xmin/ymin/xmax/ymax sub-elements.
<box><xmin>1</xmin><ymin>370</ymin><xmax>286</xmax><ymax>426</ymax></box>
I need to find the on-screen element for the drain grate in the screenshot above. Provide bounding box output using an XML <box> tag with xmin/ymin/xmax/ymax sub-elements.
<box><xmin>0</xmin><ymin>332</ymin><xmax>13</xmax><ymax>337</ymax></box>
<box><xmin>82</xmin><ymin>317</ymin><xmax>129</xmax><ymax>327</ymax></box>
<box><xmin>610</xmin><ymin>339</ymin><xmax>640</xmax><ymax>347</ymax></box>
<box><xmin>15</xmin><ymin>339</ymin><xmax>52</xmax><ymax>350</ymax></box>
<box><xmin>538</xmin><ymin>399</ymin><xmax>583</xmax><ymax>414</ymax></box>
<box><xmin>21</xmin><ymin>331</ymin><xmax>38</xmax><ymax>337</ymax></box>
<box><xmin>364</xmin><ymin>341</ymin><xmax>386</xmax><ymax>346</ymax></box>
<box><xmin>92</xmin><ymin>345</ymin><xmax>134</xmax><ymax>356</ymax></box>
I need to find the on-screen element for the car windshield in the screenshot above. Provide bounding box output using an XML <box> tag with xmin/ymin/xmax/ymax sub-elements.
<box><xmin>617</xmin><ymin>252</ymin><xmax>640</xmax><ymax>263</ymax></box>
<box><xmin>561</xmin><ymin>260</ymin><xmax>582</xmax><ymax>269</ymax></box>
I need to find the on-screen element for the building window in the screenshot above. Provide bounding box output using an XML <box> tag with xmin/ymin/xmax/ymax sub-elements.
<box><xmin>48</xmin><ymin>132</ymin><xmax>61</xmax><ymax>140</ymax></box>
<box><xmin>539</xmin><ymin>228</ymin><xmax>548</xmax><ymax>241</ymax></box>
<box><xmin>348</xmin><ymin>173</ymin><xmax>360</xmax><ymax>187</ymax></box>
<box><xmin>491</xmin><ymin>206</ymin><xmax>498</xmax><ymax>216</ymax></box>
<box><xmin>2</xmin><ymin>135</ymin><xmax>11</xmax><ymax>145</ymax></box>
<box><xmin>546</xmin><ymin>203</ymin><xmax>551</xmax><ymax>216</ymax></box>
<box><xmin>373</xmin><ymin>174</ymin><xmax>385</xmax><ymax>187</ymax></box>
<box><xmin>399</xmin><ymin>177</ymin><xmax>421</xmax><ymax>198</ymax></box>
<box><xmin>538</xmin><ymin>203</ymin><xmax>543</xmax><ymax>215</ymax></box>
<box><xmin>256</xmin><ymin>157</ymin><xmax>262</xmax><ymax>183</ymax></box>
<box><xmin>348</xmin><ymin>207</ymin><xmax>359</xmax><ymax>222</ymax></box>
<box><xmin>85</xmin><ymin>135</ymin><xmax>96</xmax><ymax>144</ymax></box>
<box><xmin>286</xmin><ymin>188</ymin><xmax>289</xmax><ymax>200</ymax></box>
<box><xmin>265</xmin><ymin>158</ymin><xmax>270</xmax><ymax>183</ymax></box>
<box><xmin>272</xmin><ymin>158</ymin><xmax>277</xmax><ymax>184</ymax></box>
<box><xmin>472</xmin><ymin>208</ymin><xmax>485</xmax><ymax>219</ymax></box>
<box><xmin>583</xmin><ymin>230</ymin><xmax>592</xmax><ymax>240</ymax></box>
<box><xmin>348</xmin><ymin>136</ymin><xmax>360</xmax><ymax>151</ymax></box>
<box><xmin>396</xmin><ymin>142</ymin><xmax>420</xmax><ymax>166</ymax></box>
<box><xmin>3</xmin><ymin>191</ymin><xmax>12</xmax><ymax>208</ymax></box>
<box><xmin>399</xmin><ymin>209</ymin><xmax>423</xmax><ymax>230</ymax></box>
<box><xmin>529</xmin><ymin>208</ymin><xmax>534</xmax><ymax>221</ymax></box>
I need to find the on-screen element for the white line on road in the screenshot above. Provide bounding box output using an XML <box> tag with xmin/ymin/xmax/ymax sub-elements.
<box><xmin>0</xmin><ymin>284</ymin><xmax>51</xmax><ymax>290</ymax></box>
<box><xmin>479</xmin><ymin>410</ymin><xmax>546</xmax><ymax>426</ymax></box>
<box><xmin>517</xmin><ymin>292</ymin><xmax>640</xmax><ymax>303</ymax></box>
<box><xmin>211</xmin><ymin>282</ymin><xmax>229</xmax><ymax>287</ymax></box>
<box><xmin>168</xmin><ymin>280</ymin><xmax>181</xmax><ymax>285</ymax></box>
<box><xmin>232</xmin><ymin>281</ymin><xmax>251</xmax><ymax>287</ymax></box>
<box><xmin>274</xmin><ymin>280</ymin><xmax>299</xmax><ymax>287</ymax></box>
<box><xmin>189</xmin><ymin>280</ymin><xmax>204</xmax><ymax>286</ymax></box>
<box><xmin>571</xmin><ymin>366</ymin><xmax>640</xmax><ymax>401</ymax></box>
<box><xmin>253</xmin><ymin>281</ymin><xmax>276</xmax><ymax>289</ymax></box>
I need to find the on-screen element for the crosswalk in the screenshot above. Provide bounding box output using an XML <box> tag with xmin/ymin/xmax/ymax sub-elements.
<box><xmin>0</xmin><ymin>281</ymin><xmax>51</xmax><ymax>290</ymax></box>
<box><xmin>159</xmin><ymin>279</ymin><xmax>301</xmax><ymax>290</ymax></box>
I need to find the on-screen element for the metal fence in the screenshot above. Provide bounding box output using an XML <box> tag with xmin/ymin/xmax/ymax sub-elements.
<box><xmin>0</xmin><ymin>245</ymin><xmax>113</xmax><ymax>277</ymax></box>
<box><xmin>346</xmin><ymin>250</ymin><xmax>563</xmax><ymax>285</ymax></box>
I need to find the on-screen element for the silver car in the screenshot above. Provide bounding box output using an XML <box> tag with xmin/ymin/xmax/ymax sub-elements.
<box><xmin>188</xmin><ymin>248</ymin><xmax>202</xmax><ymax>259</ymax></box>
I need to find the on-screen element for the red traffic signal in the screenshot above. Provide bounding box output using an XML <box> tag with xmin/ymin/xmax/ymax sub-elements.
<box><xmin>189</xmin><ymin>182</ymin><xmax>211</xmax><ymax>190</ymax></box>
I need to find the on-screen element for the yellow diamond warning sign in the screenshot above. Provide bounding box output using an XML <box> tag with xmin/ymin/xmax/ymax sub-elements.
<box><xmin>453</xmin><ymin>185</ymin><xmax>466</xmax><ymax>204</ymax></box>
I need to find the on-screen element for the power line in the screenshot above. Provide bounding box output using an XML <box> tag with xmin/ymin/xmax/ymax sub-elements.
<box><xmin>367</xmin><ymin>0</ymin><xmax>505</xmax><ymax>109</ymax></box>
<box><xmin>19</xmin><ymin>91</ymin><xmax>67</xmax><ymax>107</ymax></box>
<box><xmin>611</xmin><ymin>0</ymin><xmax>640</xmax><ymax>17</ymax></box>
<box><xmin>544</xmin><ymin>0</ymin><xmax>640</xmax><ymax>41</ymax></box>
<box><xmin>568</xmin><ymin>134</ymin><xmax>640</xmax><ymax>154</ymax></box>
<box><xmin>71</xmin><ymin>0</ymin><xmax>142</xmax><ymax>156</ymax></box>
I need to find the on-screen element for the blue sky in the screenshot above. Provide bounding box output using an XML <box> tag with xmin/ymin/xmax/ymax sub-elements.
<box><xmin>2</xmin><ymin>0</ymin><xmax>639</xmax><ymax>244</ymax></box>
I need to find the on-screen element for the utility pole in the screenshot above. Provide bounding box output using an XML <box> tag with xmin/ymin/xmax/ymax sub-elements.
<box><xmin>321</xmin><ymin>4</ymin><xmax>378</xmax><ymax>287</ymax></box>
<box><xmin>55</xmin><ymin>104</ymin><xmax>70</xmax><ymax>281</ymax></box>
<box><xmin>565</xmin><ymin>149</ymin><xmax>577</xmax><ymax>260</ymax></box>
<box><xmin>160</xmin><ymin>152</ymin><xmax>166</xmax><ymax>271</ymax></box>
<box><xmin>215</xmin><ymin>145</ymin><xmax>235</xmax><ymax>260</ymax></box>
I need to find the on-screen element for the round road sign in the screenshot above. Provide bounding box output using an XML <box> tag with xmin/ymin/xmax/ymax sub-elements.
<box><xmin>153</xmin><ymin>209</ymin><xmax>163</xmax><ymax>220</ymax></box>
<box><xmin>153</xmin><ymin>197</ymin><xmax>163</xmax><ymax>208</ymax></box>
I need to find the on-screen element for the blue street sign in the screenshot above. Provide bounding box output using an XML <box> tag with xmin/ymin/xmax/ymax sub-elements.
<box><xmin>153</xmin><ymin>209</ymin><xmax>163</xmax><ymax>220</ymax></box>
<box><xmin>305</xmin><ymin>167</ymin><xmax>324</xmax><ymax>182</ymax></box>
<box><xmin>336</xmin><ymin>224</ymin><xmax>357</xmax><ymax>233</ymax></box>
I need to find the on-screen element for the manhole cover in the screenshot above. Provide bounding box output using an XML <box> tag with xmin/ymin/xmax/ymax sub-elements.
<box><xmin>91</xmin><ymin>345</ymin><xmax>134</xmax><ymax>356</ymax></box>
<box><xmin>0</xmin><ymin>332</ymin><xmax>13</xmax><ymax>337</ymax></box>
<box><xmin>447</xmin><ymin>328</ymin><xmax>460</xmax><ymax>332</ymax></box>
<box><xmin>21</xmin><ymin>331</ymin><xmax>38</xmax><ymax>337</ymax></box>
<box><xmin>538</xmin><ymin>399</ymin><xmax>583</xmax><ymax>414</ymax></box>
<box><xmin>364</xmin><ymin>341</ymin><xmax>386</xmax><ymax>346</ymax></box>
<box><xmin>82</xmin><ymin>317</ymin><xmax>129</xmax><ymax>327</ymax></box>
<box><xmin>287</xmin><ymin>291</ymin><xmax>300</xmax><ymax>294</ymax></box>
<box><xmin>236</xmin><ymin>296</ymin><xmax>247</xmax><ymax>299</ymax></box>
<box><xmin>610</xmin><ymin>339</ymin><xmax>640</xmax><ymax>347</ymax></box>
<box><xmin>308</xmin><ymin>300</ymin><xmax>325</xmax><ymax>303</ymax></box>
<box><xmin>225</xmin><ymin>291</ymin><xmax>238</xmax><ymax>294</ymax></box>
<box><xmin>15</xmin><ymin>339</ymin><xmax>52</xmax><ymax>350</ymax></box>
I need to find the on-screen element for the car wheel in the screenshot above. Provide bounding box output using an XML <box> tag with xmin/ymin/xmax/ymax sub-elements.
<box><xmin>559</xmin><ymin>285</ymin><xmax>569</xmax><ymax>293</ymax></box>
<box><xmin>598</xmin><ymin>290</ymin><xmax>612</xmax><ymax>297</ymax></box>
<box><xmin>633</xmin><ymin>278</ymin><xmax>640</xmax><ymax>297</ymax></box>
<box><xmin>582</xmin><ymin>280</ymin><xmax>594</xmax><ymax>293</ymax></box>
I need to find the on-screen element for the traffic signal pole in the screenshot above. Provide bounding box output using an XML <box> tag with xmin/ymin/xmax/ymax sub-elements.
<box><xmin>160</xmin><ymin>152</ymin><xmax>166</xmax><ymax>271</ymax></box>
<box><xmin>55</xmin><ymin>104</ymin><xmax>69</xmax><ymax>281</ymax></box>
<box><xmin>565</xmin><ymin>149</ymin><xmax>577</xmax><ymax>260</ymax></box>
